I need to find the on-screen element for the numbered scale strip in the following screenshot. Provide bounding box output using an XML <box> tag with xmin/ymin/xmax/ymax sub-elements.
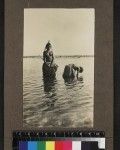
<box><xmin>13</xmin><ymin>131</ymin><xmax>105</xmax><ymax>150</ymax></box>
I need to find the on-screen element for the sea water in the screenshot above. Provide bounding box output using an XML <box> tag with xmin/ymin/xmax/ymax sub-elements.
<box><xmin>23</xmin><ymin>57</ymin><xmax>94</xmax><ymax>128</ymax></box>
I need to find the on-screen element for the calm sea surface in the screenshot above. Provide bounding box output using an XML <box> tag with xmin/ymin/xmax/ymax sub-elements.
<box><xmin>23</xmin><ymin>57</ymin><xmax>94</xmax><ymax>128</ymax></box>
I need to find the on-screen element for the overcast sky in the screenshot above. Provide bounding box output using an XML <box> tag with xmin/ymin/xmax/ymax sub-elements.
<box><xmin>24</xmin><ymin>9</ymin><xmax>95</xmax><ymax>56</ymax></box>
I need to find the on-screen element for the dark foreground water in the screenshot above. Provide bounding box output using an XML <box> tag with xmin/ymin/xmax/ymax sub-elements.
<box><xmin>23</xmin><ymin>57</ymin><xmax>94</xmax><ymax>128</ymax></box>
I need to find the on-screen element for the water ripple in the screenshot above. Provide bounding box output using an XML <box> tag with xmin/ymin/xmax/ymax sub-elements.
<box><xmin>23</xmin><ymin>57</ymin><xmax>94</xmax><ymax>128</ymax></box>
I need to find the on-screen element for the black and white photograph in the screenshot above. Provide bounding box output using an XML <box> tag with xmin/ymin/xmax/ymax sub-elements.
<box><xmin>23</xmin><ymin>9</ymin><xmax>95</xmax><ymax>128</ymax></box>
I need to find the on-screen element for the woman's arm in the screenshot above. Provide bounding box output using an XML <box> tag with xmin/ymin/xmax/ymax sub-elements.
<box><xmin>76</xmin><ymin>70</ymin><xmax>79</xmax><ymax>79</ymax></box>
<box><xmin>50</xmin><ymin>52</ymin><xmax>54</xmax><ymax>66</ymax></box>
<box><xmin>73</xmin><ymin>64</ymin><xmax>79</xmax><ymax>79</ymax></box>
<box><xmin>43</xmin><ymin>51</ymin><xmax>46</xmax><ymax>62</ymax></box>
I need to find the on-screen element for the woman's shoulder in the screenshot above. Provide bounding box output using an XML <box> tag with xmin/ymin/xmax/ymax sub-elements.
<box><xmin>71</xmin><ymin>64</ymin><xmax>79</xmax><ymax>70</ymax></box>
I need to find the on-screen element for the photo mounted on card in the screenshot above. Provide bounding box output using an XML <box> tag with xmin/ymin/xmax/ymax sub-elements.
<box><xmin>4</xmin><ymin>0</ymin><xmax>113</xmax><ymax>150</ymax></box>
<box><xmin>23</xmin><ymin>9</ymin><xmax>95</xmax><ymax>128</ymax></box>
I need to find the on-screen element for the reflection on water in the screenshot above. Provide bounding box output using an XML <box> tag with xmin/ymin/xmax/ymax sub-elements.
<box><xmin>23</xmin><ymin>57</ymin><xmax>94</xmax><ymax>128</ymax></box>
<box><xmin>43</xmin><ymin>77</ymin><xmax>57</xmax><ymax>93</ymax></box>
<box><xmin>64</xmin><ymin>76</ymin><xmax>83</xmax><ymax>85</ymax></box>
<box><xmin>43</xmin><ymin>77</ymin><xmax>58</xmax><ymax>109</ymax></box>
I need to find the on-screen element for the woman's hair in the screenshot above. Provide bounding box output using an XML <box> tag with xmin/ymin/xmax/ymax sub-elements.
<box><xmin>79</xmin><ymin>67</ymin><xmax>83</xmax><ymax>73</ymax></box>
<box><xmin>45</xmin><ymin>41</ymin><xmax>52</xmax><ymax>50</ymax></box>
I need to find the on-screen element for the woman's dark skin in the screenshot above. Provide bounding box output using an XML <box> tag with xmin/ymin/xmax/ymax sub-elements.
<box><xmin>43</xmin><ymin>42</ymin><xmax>54</xmax><ymax>67</ymax></box>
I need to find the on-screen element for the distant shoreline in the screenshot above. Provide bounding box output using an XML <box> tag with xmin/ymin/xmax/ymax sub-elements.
<box><xmin>23</xmin><ymin>55</ymin><xmax>94</xmax><ymax>58</ymax></box>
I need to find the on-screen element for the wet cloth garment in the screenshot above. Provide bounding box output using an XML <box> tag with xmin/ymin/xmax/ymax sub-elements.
<box><xmin>63</xmin><ymin>64</ymin><xmax>78</xmax><ymax>78</ymax></box>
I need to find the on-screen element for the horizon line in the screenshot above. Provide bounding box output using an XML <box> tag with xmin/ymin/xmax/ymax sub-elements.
<box><xmin>23</xmin><ymin>55</ymin><xmax>94</xmax><ymax>58</ymax></box>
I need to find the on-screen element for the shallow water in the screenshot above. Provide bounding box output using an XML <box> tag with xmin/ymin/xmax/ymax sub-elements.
<box><xmin>23</xmin><ymin>57</ymin><xmax>94</xmax><ymax>128</ymax></box>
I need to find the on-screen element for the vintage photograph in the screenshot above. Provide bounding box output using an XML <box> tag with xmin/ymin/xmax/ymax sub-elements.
<box><xmin>23</xmin><ymin>9</ymin><xmax>95</xmax><ymax>128</ymax></box>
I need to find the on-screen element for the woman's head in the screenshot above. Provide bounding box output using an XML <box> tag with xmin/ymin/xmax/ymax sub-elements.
<box><xmin>78</xmin><ymin>67</ymin><xmax>83</xmax><ymax>73</ymax></box>
<box><xmin>45</xmin><ymin>41</ymin><xmax>52</xmax><ymax>50</ymax></box>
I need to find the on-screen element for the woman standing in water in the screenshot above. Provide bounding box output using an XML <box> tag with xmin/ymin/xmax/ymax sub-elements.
<box><xmin>42</xmin><ymin>41</ymin><xmax>58</xmax><ymax>78</ymax></box>
<box><xmin>43</xmin><ymin>41</ymin><xmax>54</xmax><ymax>67</ymax></box>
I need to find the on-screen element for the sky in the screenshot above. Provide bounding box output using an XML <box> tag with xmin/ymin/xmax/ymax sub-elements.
<box><xmin>24</xmin><ymin>9</ymin><xmax>95</xmax><ymax>56</ymax></box>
